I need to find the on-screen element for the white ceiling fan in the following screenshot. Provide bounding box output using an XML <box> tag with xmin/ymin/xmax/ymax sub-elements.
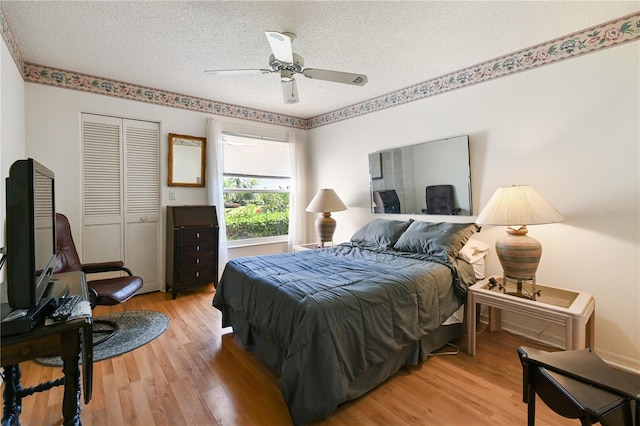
<box><xmin>204</xmin><ymin>31</ymin><xmax>368</xmax><ymax>104</ymax></box>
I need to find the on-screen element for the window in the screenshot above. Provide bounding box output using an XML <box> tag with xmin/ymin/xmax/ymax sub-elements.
<box><xmin>222</xmin><ymin>133</ymin><xmax>291</xmax><ymax>244</ymax></box>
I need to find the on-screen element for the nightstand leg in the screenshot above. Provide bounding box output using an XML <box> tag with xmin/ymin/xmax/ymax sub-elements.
<box><xmin>466</xmin><ymin>293</ymin><xmax>477</xmax><ymax>356</ymax></box>
<box><xmin>586</xmin><ymin>311</ymin><xmax>595</xmax><ymax>348</ymax></box>
<box><xmin>565</xmin><ymin>318</ymin><xmax>574</xmax><ymax>350</ymax></box>
<box><xmin>489</xmin><ymin>307</ymin><xmax>502</xmax><ymax>332</ymax></box>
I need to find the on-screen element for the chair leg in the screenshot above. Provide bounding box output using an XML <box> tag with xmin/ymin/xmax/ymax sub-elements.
<box><xmin>528</xmin><ymin>387</ymin><xmax>536</xmax><ymax>426</ymax></box>
<box><xmin>579</xmin><ymin>417</ymin><xmax>593</xmax><ymax>426</ymax></box>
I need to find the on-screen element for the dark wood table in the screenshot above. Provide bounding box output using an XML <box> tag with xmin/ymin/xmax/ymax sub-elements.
<box><xmin>519</xmin><ymin>346</ymin><xmax>640</xmax><ymax>426</ymax></box>
<box><xmin>1</xmin><ymin>271</ymin><xmax>93</xmax><ymax>426</ymax></box>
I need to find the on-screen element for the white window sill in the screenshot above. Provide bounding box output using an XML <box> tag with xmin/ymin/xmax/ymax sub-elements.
<box><xmin>227</xmin><ymin>236</ymin><xmax>288</xmax><ymax>249</ymax></box>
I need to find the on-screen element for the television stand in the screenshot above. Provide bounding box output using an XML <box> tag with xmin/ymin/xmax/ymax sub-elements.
<box><xmin>1</xmin><ymin>271</ymin><xmax>92</xmax><ymax>425</ymax></box>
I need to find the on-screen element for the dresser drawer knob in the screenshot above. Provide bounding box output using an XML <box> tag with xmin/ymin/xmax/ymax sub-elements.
<box><xmin>196</xmin><ymin>232</ymin><xmax>200</xmax><ymax>238</ymax></box>
<box><xmin>196</xmin><ymin>245</ymin><xmax>200</xmax><ymax>251</ymax></box>
<box><xmin>196</xmin><ymin>271</ymin><xmax>200</xmax><ymax>277</ymax></box>
<box><xmin>196</xmin><ymin>258</ymin><xmax>200</xmax><ymax>264</ymax></box>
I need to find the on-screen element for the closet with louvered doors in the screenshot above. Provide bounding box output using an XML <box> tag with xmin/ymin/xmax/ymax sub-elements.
<box><xmin>81</xmin><ymin>113</ymin><xmax>161</xmax><ymax>294</ymax></box>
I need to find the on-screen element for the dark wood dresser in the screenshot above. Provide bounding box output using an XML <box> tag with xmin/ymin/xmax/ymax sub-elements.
<box><xmin>166</xmin><ymin>205</ymin><xmax>219</xmax><ymax>299</ymax></box>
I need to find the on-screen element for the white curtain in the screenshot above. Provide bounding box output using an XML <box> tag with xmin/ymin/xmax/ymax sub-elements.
<box><xmin>288</xmin><ymin>130</ymin><xmax>308</xmax><ymax>250</ymax></box>
<box><xmin>206</xmin><ymin>117</ymin><xmax>228</xmax><ymax>274</ymax></box>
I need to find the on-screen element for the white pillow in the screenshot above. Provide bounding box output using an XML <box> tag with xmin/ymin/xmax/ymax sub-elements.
<box><xmin>458</xmin><ymin>238</ymin><xmax>490</xmax><ymax>264</ymax></box>
<box><xmin>458</xmin><ymin>238</ymin><xmax>490</xmax><ymax>280</ymax></box>
<box><xmin>471</xmin><ymin>258</ymin><xmax>486</xmax><ymax>280</ymax></box>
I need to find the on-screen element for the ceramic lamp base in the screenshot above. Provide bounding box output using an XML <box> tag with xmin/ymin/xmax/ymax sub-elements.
<box><xmin>315</xmin><ymin>213</ymin><xmax>336</xmax><ymax>248</ymax></box>
<box><xmin>495</xmin><ymin>225</ymin><xmax>541</xmax><ymax>281</ymax></box>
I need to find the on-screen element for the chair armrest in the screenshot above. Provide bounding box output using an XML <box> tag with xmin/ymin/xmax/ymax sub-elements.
<box><xmin>82</xmin><ymin>261</ymin><xmax>133</xmax><ymax>276</ymax></box>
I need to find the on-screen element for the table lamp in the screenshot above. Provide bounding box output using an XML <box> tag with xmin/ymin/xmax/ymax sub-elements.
<box><xmin>475</xmin><ymin>185</ymin><xmax>564</xmax><ymax>299</ymax></box>
<box><xmin>306</xmin><ymin>188</ymin><xmax>347</xmax><ymax>247</ymax></box>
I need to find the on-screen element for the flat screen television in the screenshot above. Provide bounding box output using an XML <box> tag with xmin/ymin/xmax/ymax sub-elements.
<box><xmin>5</xmin><ymin>158</ymin><xmax>57</xmax><ymax>310</ymax></box>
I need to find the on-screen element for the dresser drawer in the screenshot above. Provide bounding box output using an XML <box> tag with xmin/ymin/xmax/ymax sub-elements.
<box><xmin>178</xmin><ymin>240</ymin><xmax>216</xmax><ymax>255</ymax></box>
<box><xmin>179</xmin><ymin>227</ymin><xmax>216</xmax><ymax>243</ymax></box>
<box><xmin>178</xmin><ymin>265</ymin><xmax>216</xmax><ymax>282</ymax></box>
<box><xmin>179</xmin><ymin>252</ymin><xmax>215</xmax><ymax>268</ymax></box>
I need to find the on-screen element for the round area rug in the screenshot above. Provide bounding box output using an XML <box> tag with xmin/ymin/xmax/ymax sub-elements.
<box><xmin>35</xmin><ymin>310</ymin><xmax>169</xmax><ymax>367</ymax></box>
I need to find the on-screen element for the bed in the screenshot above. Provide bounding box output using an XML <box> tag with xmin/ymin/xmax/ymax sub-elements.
<box><xmin>213</xmin><ymin>219</ymin><xmax>483</xmax><ymax>424</ymax></box>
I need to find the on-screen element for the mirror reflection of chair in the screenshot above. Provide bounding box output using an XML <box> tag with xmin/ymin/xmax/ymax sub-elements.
<box><xmin>517</xmin><ymin>346</ymin><xmax>634</xmax><ymax>426</ymax></box>
<box><xmin>54</xmin><ymin>213</ymin><xmax>143</xmax><ymax>345</ymax></box>
<box><xmin>421</xmin><ymin>184</ymin><xmax>461</xmax><ymax>215</ymax></box>
<box><xmin>372</xmin><ymin>190</ymin><xmax>401</xmax><ymax>214</ymax></box>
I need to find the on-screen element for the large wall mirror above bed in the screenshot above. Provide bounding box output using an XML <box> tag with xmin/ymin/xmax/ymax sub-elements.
<box><xmin>168</xmin><ymin>133</ymin><xmax>206</xmax><ymax>187</ymax></box>
<box><xmin>369</xmin><ymin>135</ymin><xmax>472</xmax><ymax>215</ymax></box>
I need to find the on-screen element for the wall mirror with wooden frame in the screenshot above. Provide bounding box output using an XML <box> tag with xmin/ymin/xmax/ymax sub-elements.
<box><xmin>168</xmin><ymin>133</ymin><xmax>206</xmax><ymax>187</ymax></box>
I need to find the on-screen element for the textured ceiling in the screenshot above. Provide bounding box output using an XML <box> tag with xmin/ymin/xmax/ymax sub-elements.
<box><xmin>1</xmin><ymin>1</ymin><xmax>638</xmax><ymax>119</ymax></box>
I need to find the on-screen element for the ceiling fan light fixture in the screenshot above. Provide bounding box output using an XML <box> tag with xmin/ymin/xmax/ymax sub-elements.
<box><xmin>282</xmin><ymin>78</ymin><xmax>299</xmax><ymax>104</ymax></box>
<box><xmin>281</xmin><ymin>70</ymin><xmax>293</xmax><ymax>82</ymax></box>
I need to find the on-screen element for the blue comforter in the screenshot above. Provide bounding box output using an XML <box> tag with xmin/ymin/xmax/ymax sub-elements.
<box><xmin>213</xmin><ymin>244</ymin><xmax>469</xmax><ymax>424</ymax></box>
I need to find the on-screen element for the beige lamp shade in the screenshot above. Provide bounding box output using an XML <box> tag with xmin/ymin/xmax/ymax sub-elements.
<box><xmin>306</xmin><ymin>189</ymin><xmax>347</xmax><ymax>247</ymax></box>
<box><xmin>306</xmin><ymin>188</ymin><xmax>347</xmax><ymax>213</ymax></box>
<box><xmin>476</xmin><ymin>185</ymin><xmax>564</xmax><ymax>293</ymax></box>
<box><xmin>475</xmin><ymin>185</ymin><xmax>564</xmax><ymax>226</ymax></box>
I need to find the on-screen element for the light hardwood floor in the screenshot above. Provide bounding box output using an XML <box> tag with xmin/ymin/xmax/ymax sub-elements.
<box><xmin>9</xmin><ymin>286</ymin><xmax>577</xmax><ymax>426</ymax></box>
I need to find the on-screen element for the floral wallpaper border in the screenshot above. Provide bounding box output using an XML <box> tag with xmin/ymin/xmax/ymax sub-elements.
<box><xmin>2</xmin><ymin>9</ymin><xmax>639</xmax><ymax>130</ymax></box>
<box><xmin>0</xmin><ymin>7</ymin><xmax>23</xmax><ymax>74</ymax></box>
<box><xmin>308</xmin><ymin>11</ymin><xmax>640</xmax><ymax>128</ymax></box>
<box><xmin>22</xmin><ymin>62</ymin><xmax>307</xmax><ymax>129</ymax></box>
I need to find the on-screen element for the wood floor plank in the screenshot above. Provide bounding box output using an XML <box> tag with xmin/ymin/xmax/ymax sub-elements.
<box><xmin>4</xmin><ymin>286</ymin><xmax>584</xmax><ymax>425</ymax></box>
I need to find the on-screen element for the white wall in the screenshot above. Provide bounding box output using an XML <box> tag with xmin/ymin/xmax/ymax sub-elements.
<box><xmin>308</xmin><ymin>42</ymin><xmax>640</xmax><ymax>370</ymax></box>
<box><xmin>0</xmin><ymin>39</ymin><xmax>26</xmax><ymax>289</ymax></box>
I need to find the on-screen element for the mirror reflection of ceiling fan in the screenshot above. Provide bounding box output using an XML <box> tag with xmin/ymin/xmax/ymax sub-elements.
<box><xmin>204</xmin><ymin>31</ymin><xmax>368</xmax><ymax>104</ymax></box>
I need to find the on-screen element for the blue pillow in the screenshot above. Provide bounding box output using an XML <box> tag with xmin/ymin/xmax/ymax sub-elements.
<box><xmin>350</xmin><ymin>219</ymin><xmax>413</xmax><ymax>249</ymax></box>
<box><xmin>393</xmin><ymin>221</ymin><xmax>480</xmax><ymax>258</ymax></box>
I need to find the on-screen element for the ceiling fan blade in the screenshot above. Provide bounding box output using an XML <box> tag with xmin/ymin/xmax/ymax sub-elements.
<box><xmin>265</xmin><ymin>31</ymin><xmax>294</xmax><ymax>64</ymax></box>
<box><xmin>204</xmin><ymin>68</ymin><xmax>272</xmax><ymax>75</ymax></box>
<box><xmin>281</xmin><ymin>79</ymin><xmax>299</xmax><ymax>104</ymax></box>
<box><xmin>302</xmin><ymin>68</ymin><xmax>368</xmax><ymax>86</ymax></box>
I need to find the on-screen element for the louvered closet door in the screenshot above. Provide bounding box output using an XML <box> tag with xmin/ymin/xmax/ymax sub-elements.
<box><xmin>123</xmin><ymin>119</ymin><xmax>160</xmax><ymax>293</ymax></box>
<box><xmin>82</xmin><ymin>114</ymin><xmax>125</xmax><ymax>267</ymax></box>
<box><xmin>81</xmin><ymin>114</ymin><xmax>160</xmax><ymax>294</ymax></box>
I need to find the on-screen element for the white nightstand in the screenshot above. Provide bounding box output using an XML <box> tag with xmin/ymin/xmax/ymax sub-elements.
<box><xmin>466</xmin><ymin>276</ymin><xmax>595</xmax><ymax>356</ymax></box>
<box><xmin>293</xmin><ymin>243</ymin><xmax>321</xmax><ymax>252</ymax></box>
<box><xmin>293</xmin><ymin>243</ymin><xmax>335</xmax><ymax>252</ymax></box>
